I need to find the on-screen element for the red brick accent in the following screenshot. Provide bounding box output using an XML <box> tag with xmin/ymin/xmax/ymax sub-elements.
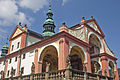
<box><xmin>102</xmin><ymin>38</ymin><xmax>106</xmax><ymax>53</ymax></box>
<box><xmin>84</xmin><ymin>25</ymin><xmax>88</xmax><ymax>43</ymax></box>
<box><xmin>4</xmin><ymin>60</ymin><xmax>8</xmax><ymax>78</ymax></box>
<box><xmin>101</xmin><ymin>55</ymin><xmax>109</xmax><ymax>76</ymax></box>
<box><xmin>59</xmin><ymin>24</ymin><xmax>68</xmax><ymax>33</ymax></box>
<box><xmin>38</xmin><ymin>61</ymin><xmax>42</xmax><ymax>73</ymax></box>
<box><xmin>20</xmin><ymin>33</ymin><xmax>27</xmax><ymax>48</ymax></box>
<box><xmin>114</xmin><ymin>62</ymin><xmax>119</xmax><ymax>80</ymax></box>
<box><xmin>8</xmin><ymin>40</ymin><xmax>12</xmax><ymax>55</ymax></box>
<box><xmin>85</xmin><ymin>48</ymin><xmax>91</xmax><ymax>73</ymax></box>
<box><xmin>58</xmin><ymin>37</ymin><xmax>69</xmax><ymax>70</ymax></box>
<box><xmin>16</xmin><ymin>55</ymin><xmax>21</xmax><ymax>76</ymax></box>
<box><xmin>34</xmin><ymin>48</ymin><xmax>39</xmax><ymax>73</ymax></box>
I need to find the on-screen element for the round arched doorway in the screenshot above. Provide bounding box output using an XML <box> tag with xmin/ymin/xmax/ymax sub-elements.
<box><xmin>89</xmin><ymin>34</ymin><xmax>101</xmax><ymax>54</ymax></box>
<box><xmin>109</xmin><ymin>61</ymin><xmax>115</xmax><ymax>77</ymax></box>
<box><xmin>70</xmin><ymin>46</ymin><xmax>85</xmax><ymax>71</ymax></box>
<box><xmin>39</xmin><ymin>45</ymin><xmax>58</xmax><ymax>72</ymax></box>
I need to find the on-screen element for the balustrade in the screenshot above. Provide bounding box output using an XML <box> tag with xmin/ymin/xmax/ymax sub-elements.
<box><xmin>1</xmin><ymin>69</ymin><xmax>113</xmax><ymax>80</ymax></box>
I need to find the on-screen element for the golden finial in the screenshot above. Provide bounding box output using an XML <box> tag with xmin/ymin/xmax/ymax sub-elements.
<box><xmin>49</xmin><ymin>0</ymin><xmax>51</xmax><ymax>9</ymax></box>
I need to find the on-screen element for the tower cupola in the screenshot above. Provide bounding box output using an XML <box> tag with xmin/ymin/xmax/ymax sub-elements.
<box><xmin>1</xmin><ymin>41</ymin><xmax>8</xmax><ymax>56</ymax></box>
<box><xmin>42</xmin><ymin>0</ymin><xmax>56</xmax><ymax>37</ymax></box>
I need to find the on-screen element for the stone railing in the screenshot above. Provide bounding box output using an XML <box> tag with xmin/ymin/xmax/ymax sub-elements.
<box><xmin>0</xmin><ymin>69</ymin><xmax>114</xmax><ymax>80</ymax></box>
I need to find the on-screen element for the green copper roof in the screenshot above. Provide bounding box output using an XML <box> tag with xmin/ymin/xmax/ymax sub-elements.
<box><xmin>42</xmin><ymin>32</ymin><xmax>55</xmax><ymax>36</ymax></box>
<box><xmin>47</xmin><ymin>9</ymin><xmax>53</xmax><ymax>15</ymax></box>
<box><xmin>42</xmin><ymin>0</ymin><xmax>56</xmax><ymax>37</ymax></box>
<box><xmin>44</xmin><ymin>18</ymin><xmax>54</xmax><ymax>24</ymax></box>
<box><xmin>2</xmin><ymin>44</ymin><xmax>9</xmax><ymax>50</ymax></box>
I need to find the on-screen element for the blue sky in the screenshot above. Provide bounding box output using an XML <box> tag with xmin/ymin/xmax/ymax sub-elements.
<box><xmin>0</xmin><ymin>0</ymin><xmax>119</xmax><ymax>67</ymax></box>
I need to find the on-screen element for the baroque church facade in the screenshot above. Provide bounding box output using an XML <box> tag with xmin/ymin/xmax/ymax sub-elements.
<box><xmin>0</xmin><ymin>1</ymin><xmax>119</xmax><ymax>80</ymax></box>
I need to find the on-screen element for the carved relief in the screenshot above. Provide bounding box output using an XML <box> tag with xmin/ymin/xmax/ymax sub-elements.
<box><xmin>69</xmin><ymin>27</ymin><xmax>85</xmax><ymax>42</ymax></box>
<box><xmin>12</xmin><ymin>28</ymin><xmax>23</xmax><ymax>38</ymax></box>
<box><xmin>87</xmin><ymin>22</ymin><xmax>101</xmax><ymax>34</ymax></box>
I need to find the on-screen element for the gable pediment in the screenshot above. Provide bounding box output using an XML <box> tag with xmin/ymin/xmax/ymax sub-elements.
<box><xmin>12</xmin><ymin>28</ymin><xmax>23</xmax><ymax>38</ymax></box>
<box><xmin>10</xmin><ymin>26</ymin><xmax>25</xmax><ymax>40</ymax></box>
<box><xmin>87</xmin><ymin>21</ymin><xmax>101</xmax><ymax>34</ymax></box>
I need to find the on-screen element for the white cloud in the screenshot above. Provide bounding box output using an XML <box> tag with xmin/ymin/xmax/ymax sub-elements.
<box><xmin>62</xmin><ymin>0</ymin><xmax>69</xmax><ymax>6</ymax></box>
<box><xmin>0</xmin><ymin>0</ymin><xmax>31</xmax><ymax>26</ymax></box>
<box><xmin>19</xmin><ymin>0</ymin><xmax>48</xmax><ymax>12</ymax></box>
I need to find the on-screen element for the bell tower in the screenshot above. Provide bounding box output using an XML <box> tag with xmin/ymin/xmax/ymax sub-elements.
<box><xmin>42</xmin><ymin>0</ymin><xmax>56</xmax><ymax>37</ymax></box>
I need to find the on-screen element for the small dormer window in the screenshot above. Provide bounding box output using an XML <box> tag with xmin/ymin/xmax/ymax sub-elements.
<box><xmin>11</xmin><ymin>45</ymin><xmax>14</xmax><ymax>51</ymax></box>
<box><xmin>17</xmin><ymin>42</ymin><xmax>20</xmax><ymax>49</ymax></box>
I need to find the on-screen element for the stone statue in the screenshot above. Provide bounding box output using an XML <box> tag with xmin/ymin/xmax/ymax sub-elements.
<box><xmin>66</xmin><ymin>55</ymin><xmax>72</xmax><ymax>69</ymax></box>
<box><xmin>111</xmin><ymin>68</ymin><xmax>115</xmax><ymax>79</ymax></box>
<box><xmin>83</xmin><ymin>64</ymin><xmax>87</xmax><ymax>72</ymax></box>
<box><xmin>0</xmin><ymin>71</ymin><xmax>4</xmax><ymax>79</ymax></box>
<box><xmin>19</xmin><ymin>70</ymin><xmax>22</xmax><ymax>76</ymax></box>
<box><xmin>31</xmin><ymin>62</ymin><xmax>35</xmax><ymax>74</ymax></box>
<box><xmin>94</xmin><ymin>63</ymin><xmax>98</xmax><ymax>74</ymax></box>
<box><xmin>46</xmin><ymin>62</ymin><xmax>50</xmax><ymax>72</ymax></box>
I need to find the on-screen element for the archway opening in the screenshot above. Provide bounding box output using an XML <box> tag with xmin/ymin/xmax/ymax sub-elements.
<box><xmin>70</xmin><ymin>46</ymin><xmax>85</xmax><ymax>71</ymax></box>
<box><xmin>39</xmin><ymin>45</ymin><xmax>58</xmax><ymax>72</ymax></box>
<box><xmin>89</xmin><ymin>34</ymin><xmax>101</xmax><ymax>55</ymax></box>
<box><xmin>109</xmin><ymin>61</ymin><xmax>114</xmax><ymax>76</ymax></box>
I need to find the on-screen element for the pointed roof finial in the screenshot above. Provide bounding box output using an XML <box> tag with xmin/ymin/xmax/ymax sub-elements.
<box><xmin>19</xmin><ymin>22</ymin><xmax>21</xmax><ymax>26</ymax></box>
<box><xmin>49</xmin><ymin>0</ymin><xmax>51</xmax><ymax>9</ymax></box>
<box><xmin>6</xmin><ymin>37</ymin><xmax>9</xmax><ymax>45</ymax></box>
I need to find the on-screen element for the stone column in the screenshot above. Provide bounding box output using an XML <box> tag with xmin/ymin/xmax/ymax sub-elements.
<box><xmin>20</xmin><ymin>33</ymin><xmax>27</xmax><ymax>48</ymax></box>
<box><xmin>16</xmin><ymin>55</ymin><xmax>21</xmax><ymax>76</ymax></box>
<box><xmin>4</xmin><ymin>60</ymin><xmax>8</xmax><ymax>78</ymax></box>
<box><xmin>85</xmin><ymin>48</ymin><xmax>91</xmax><ymax>73</ymax></box>
<box><xmin>114</xmin><ymin>61</ymin><xmax>119</xmax><ymax>80</ymax></box>
<box><xmin>101</xmin><ymin>55</ymin><xmax>109</xmax><ymax>76</ymax></box>
<box><xmin>34</xmin><ymin>48</ymin><xmax>39</xmax><ymax>73</ymax></box>
<box><xmin>38</xmin><ymin>61</ymin><xmax>42</xmax><ymax>73</ymax></box>
<box><xmin>8</xmin><ymin>40</ymin><xmax>12</xmax><ymax>55</ymax></box>
<box><xmin>58</xmin><ymin>37</ymin><xmax>69</xmax><ymax>70</ymax></box>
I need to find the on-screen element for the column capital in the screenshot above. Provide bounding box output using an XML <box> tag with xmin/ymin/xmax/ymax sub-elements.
<box><xmin>59</xmin><ymin>38</ymin><xmax>69</xmax><ymax>44</ymax></box>
<box><xmin>35</xmin><ymin>48</ymin><xmax>38</xmax><ymax>52</ymax></box>
<box><xmin>100</xmin><ymin>55</ymin><xmax>108</xmax><ymax>61</ymax></box>
<box><xmin>38</xmin><ymin>61</ymin><xmax>42</xmax><ymax>64</ymax></box>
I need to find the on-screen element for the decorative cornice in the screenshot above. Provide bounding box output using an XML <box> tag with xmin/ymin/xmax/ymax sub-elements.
<box><xmin>91</xmin><ymin>53</ymin><xmax>117</xmax><ymax>61</ymax></box>
<box><xmin>0</xmin><ymin>31</ymin><xmax>90</xmax><ymax>62</ymax></box>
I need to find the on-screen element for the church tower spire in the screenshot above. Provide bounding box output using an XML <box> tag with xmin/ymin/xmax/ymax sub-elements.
<box><xmin>42</xmin><ymin>0</ymin><xmax>56</xmax><ymax>37</ymax></box>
